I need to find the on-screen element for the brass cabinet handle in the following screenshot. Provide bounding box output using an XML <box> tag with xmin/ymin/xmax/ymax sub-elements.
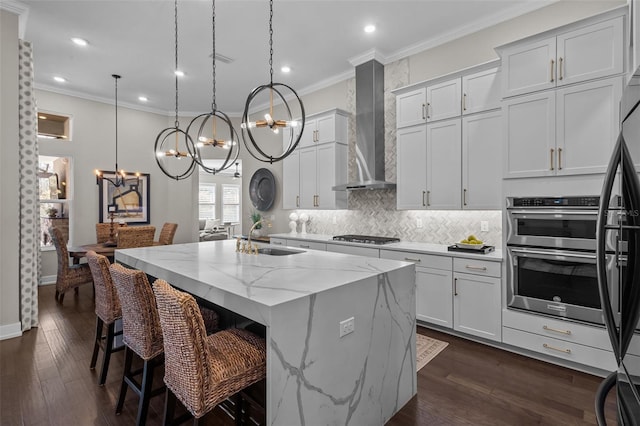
<box><xmin>426</xmin><ymin>102</ymin><xmax>431</xmax><ymax>119</ymax></box>
<box><xmin>404</xmin><ymin>257</ymin><xmax>422</xmax><ymax>263</ymax></box>
<box><xmin>316</xmin><ymin>195</ymin><xmax>319</xmax><ymax>207</ymax></box>
<box><xmin>543</xmin><ymin>343</ymin><xmax>571</xmax><ymax>354</ymax></box>
<box><xmin>422</xmin><ymin>103</ymin><xmax>426</xmax><ymax>120</ymax></box>
<box><xmin>558</xmin><ymin>57</ymin><xmax>563</xmax><ymax>81</ymax></box>
<box><xmin>462</xmin><ymin>93</ymin><xmax>467</xmax><ymax>111</ymax></box>
<box><xmin>422</xmin><ymin>190</ymin><xmax>426</xmax><ymax>207</ymax></box>
<box><xmin>465</xmin><ymin>265</ymin><xmax>487</xmax><ymax>271</ymax></box>
<box><xmin>550</xmin><ymin>148</ymin><xmax>555</xmax><ymax>171</ymax></box>
<box><xmin>550</xmin><ymin>59</ymin><xmax>555</xmax><ymax>83</ymax></box>
<box><xmin>558</xmin><ymin>148</ymin><xmax>562</xmax><ymax>170</ymax></box>
<box><xmin>427</xmin><ymin>191</ymin><xmax>431</xmax><ymax>206</ymax></box>
<box><xmin>296</xmin><ymin>195</ymin><xmax>299</xmax><ymax>207</ymax></box>
<box><xmin>300</xmin><ymin>244</ymin><xmax>310</xmax><ymax>248</ymax></box>
<box><xmin>454</xmin><ymin>277</ymin><xmax>458</xmax><ymax>296</ymax></box>
<box><xmin>463</xmin><ymin>188</ymin><xmax>467</xmax><ymax>206</ymax></box>
<box><xmin>273</xmin><ymin>241</ymin><xmax>283</xmax><ymax>245</ymax></box>
<box><xmin>543</xmin><ymin>325</ymin><xmax>572</xmax><ymax>335</ymax></box>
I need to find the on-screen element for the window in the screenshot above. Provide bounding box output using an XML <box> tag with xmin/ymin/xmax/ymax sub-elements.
<box><xmin>199</xmin><ymin>183</ymin><xmax>216</xmax><ymax>220</ymax></box>
<box><xmin>222</xmin><ymin>184</ymin><xmax>240</xmax><ymax>223</ymax></box>
<box><xmin>38</xmin><ymin>155</ymin><xmax>71</xmax><ymax>247</ymax></box>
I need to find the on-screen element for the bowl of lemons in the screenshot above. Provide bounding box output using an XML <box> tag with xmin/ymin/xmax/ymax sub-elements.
<box><xmin>457</xmin><ymin>235</ymin><xmax>485</xmax><ymax>250</ymax></box>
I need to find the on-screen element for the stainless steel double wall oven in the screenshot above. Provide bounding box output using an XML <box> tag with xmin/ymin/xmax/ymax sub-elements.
<box><xmin>506</xmin><ymin>196</ymin><xmax>619</xmax><ymax>325</ymax></box>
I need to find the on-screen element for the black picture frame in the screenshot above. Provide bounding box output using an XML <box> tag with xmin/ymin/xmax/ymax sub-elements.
<box><xmin>98</xmin><ymin>171</ymin><xmax>150</xmax><ymax>224</ymax></box>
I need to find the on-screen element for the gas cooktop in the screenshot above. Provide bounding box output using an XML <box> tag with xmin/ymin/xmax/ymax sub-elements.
<box><xmin>332</xmin><ymin>234</ymin><xmax>400</xmax><ymax>245</ymax></box>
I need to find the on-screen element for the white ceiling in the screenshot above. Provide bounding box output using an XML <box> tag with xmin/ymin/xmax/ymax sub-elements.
<box><xmin>18</xmin><ymin>0</ymin><xmax>557</xmax><ymax>116</ymax></box>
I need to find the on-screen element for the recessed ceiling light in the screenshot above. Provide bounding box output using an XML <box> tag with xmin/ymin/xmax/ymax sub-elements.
<box><xmin>138</xmin><ymin>96</ymin><xmax>148</xmax><ymax>102</ymax></box>
<box><xmin>71</xmin><ymin>37</ymin><xmax>88</xmax><ymax>47</ymax></box>
<box><xmin>174</xmin><ymin>70</ymin><xmax>184</xmax><ymax>77</ymax></box>
<box><xmin>364</xmin><ymin>24</ymin><xmax>376</xmax><ymax>33</ymax></box>
<box><xmin>281</xmin><ymin>66</ymin><xmax>291</xmax><ymax>73</ymax></box>
<box><xmin>53</xmin><ymin>76</ymin><xmax>66</xmax><ymax>83</ymax></box>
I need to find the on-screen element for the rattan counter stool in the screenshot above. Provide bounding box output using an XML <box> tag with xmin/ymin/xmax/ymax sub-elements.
<box><xmin>49</xmin><ymin>226</ymin><xmax>94</xmax><ymax>304</ymax></box>
<box><xmin>86</xmin><ymin>250</ymin><xmax>124</xmax><ymax>386</ymax></box>
<box><xmin>109</xmin><ymin>263</ymin><xmax>166</xmax><ymax>426</ymax></box>
<box><xmin>152</xmin><ymin>279</ymin><xmax>266</xmax><ymax>426</ymax></box>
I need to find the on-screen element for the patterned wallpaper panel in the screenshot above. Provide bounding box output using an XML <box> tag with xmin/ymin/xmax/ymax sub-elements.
<box><xmin>297</xmin><ymin>57</ymin><xmax>503</xmax><ymax>248</ymax></box>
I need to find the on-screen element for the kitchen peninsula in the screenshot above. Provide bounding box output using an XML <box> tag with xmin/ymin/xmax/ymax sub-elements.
<box><xmin>115</xmin><ymin>240</ymin><xmax>416</xmax><ymax>425</ymax></box>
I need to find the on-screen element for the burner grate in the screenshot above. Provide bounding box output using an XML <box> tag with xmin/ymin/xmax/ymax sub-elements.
<box><xmin>332</xmin><ymin>234</ymin><xmax>400</xmax><ymax>245</ymax></box>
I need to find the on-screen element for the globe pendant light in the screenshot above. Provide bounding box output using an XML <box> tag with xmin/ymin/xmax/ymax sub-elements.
<box><xmin>241</xmin><ymin>0</ymin><xmax>305</xmax><ymax>164</ymax></box>
<box><xmin>154</xmin><ymin>0</ymin><xmax>196</xmax><ymax>180</ymax></box>
<box><xmin>186</xmin><ymin>0</ymin><xmax>239</xmax><ymax>174</ymax></box>
<box><xmin>95</xmin><ymin>74</ymin><xmax>140</xmax><ymax>187</ymax></box>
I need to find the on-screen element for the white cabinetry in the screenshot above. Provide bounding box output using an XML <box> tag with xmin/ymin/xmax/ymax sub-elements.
<box><xmin>462</xmin><ymin>67</ymin><xmax>501</xmax><ymax>115</ymax></box>
<box><xmin>426</xmin><ymin>78</ymin><xmax>461</xmax><ymax>122</ymax></box>
<box><xmin>325</xmin><ymin>244</ymin><xmax>380</xmax><ymax>258</ymax></box>
<box><xmin>396</xmin><ymin>126</ymin><xmax>427</xmax><ymax>210</ymax></box>
<box><xmin>396</xmin><ymin>88</ymin><xmax>427</xmax><ymax>129</ymax></box>
<box><xmin>504</xmin><ymin>76</ymin><xmax>622</xmax><ymax>178</ymax></box>
<box><xmin>286</xmin><ymin>240</ymin><xmax>326</xmax><ymax>251</ymax></box>
<box><xmin>500</xmin><ymin>16</ymin><xmax>623</xmax><ymax>98</ymax></box>
<box><xmin>282</xmin><ymin>109</ymin><xmax>349</xmax><ymax>210</ymax></box>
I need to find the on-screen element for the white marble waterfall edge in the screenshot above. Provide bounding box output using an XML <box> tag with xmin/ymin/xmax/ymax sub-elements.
<box><xmin>115</xmin><ymin>241</ymin><xmax>416</xmax><ymax>425</ymax></box>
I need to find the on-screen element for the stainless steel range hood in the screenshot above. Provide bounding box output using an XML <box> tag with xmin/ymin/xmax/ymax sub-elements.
<box><xmin>332</xmin><ymin>59</ymin><xmax>396</xmax><ymax>191</ymax></box>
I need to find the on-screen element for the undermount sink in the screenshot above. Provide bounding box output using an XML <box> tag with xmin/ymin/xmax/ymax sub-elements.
<box><xmin>257</xmin><ymin>247</ymin><xmax>305</xmax><ymax>256</ymax></box>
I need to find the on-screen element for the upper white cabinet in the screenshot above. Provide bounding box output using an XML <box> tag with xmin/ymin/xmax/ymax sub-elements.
<box><xmin>396</xmin><ymin>126</ymin><xmax>428</xmax><ymax>210</ymax></box>
<box><xmin>426</xmin><ymin>78</ymin><xmax>461</xmax><ymax>122</ymax></box>
<box><xmin>282</xmin><ymin>109</ymin><xmax>349</xmax><ymax>210</ymax></box>
<box><xmin>500</xmin><ymin>15</ymin><xmax>624</xmax><ymax>98</ymax></box>
<box><xmin>504</xmin><ymin>76</ymin><xmax>622</xmax><ymax>178</ymax></box>
<box><xmin>298</xmin><ymin>109</ymin><xmax>348</xmax><ymax>148</ymax></box>
<box><xmin>462</xmin><ymin>67</ymin><xmax>501</xmax><ymax>115</ymax></box>
<box><xmin>396</xmin><ymin>88</ymin><xmax>427</xmax><ymax>129</ymax></box>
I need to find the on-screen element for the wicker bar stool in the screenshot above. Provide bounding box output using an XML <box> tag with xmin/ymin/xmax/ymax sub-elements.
<box><xmin>109</xmin><ymin>263</ymin><xmax>166</xmax><ymax>426</ymax></box>
<box><xmin>157</xmin><ymin>223</ymin><xmax>178</xmax><ymax>245</ymax></box>
<box><xmin>86</xmin><ymin>250</ymin><xmax>124</xmax><ymax>386</ymax></box>
<box><xmin>152</xmin><ymin>279</ymin><xmax>266</xmax><ymax>425</ymax></box>
<box><xmin>49</xmin><ymin>226</ymin><xmax>93</xmax><ymax>304</ymax></box>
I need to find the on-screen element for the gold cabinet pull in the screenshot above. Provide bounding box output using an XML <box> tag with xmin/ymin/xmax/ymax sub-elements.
<box><xmin>462</xmin><ymin>93</ymin><xmax>467</xmax><ymax>111</ymax></box>
<box><xmin>296</xmin><ymin>195</ymin><xmax>299</xmax><ymax>207</ymax></box>
<box><xmin>454</xmin><ymin>277</ymin><xmax>458</xmax><ymax>296</ymax></box>
<box><xmin>550</xmin><ymin>59</ymin><xmax>555</xmax><ymax>83</ymax></box>
<box><xmin>558</xmin><ymin>57</ymin><xmax>563</xmax><ymax>80</ymax></box>
<box><xmin>463</xmin><ymin>188</ymin><xmax>467</xmax><ymax>206</ymax></box>
<box><xmin>550</xmin><ymin>148</ymin><xmax>555</xmax><ymax>171</ymax></box>
<box><xmin>427</xmin><ymin>190</ymin><xmax>431</xmax><ymax>206</ymax></box>
<box><xmin>426</xmin><ymin>102</ymin><xmax>431</xmax><ymax>119</ymax></box>
<box><xmin>558</xmin><ymin>148</ymin><xmax>562</xmax><ymax>170</ymax></box>
<box><xmin>543</xmin><ymin>343</ymin><xmax>571</xmax><ymax>354</ymax></box>
<box><xmin>543</xmin><ymin>325</ymin><xmax>572</xmax><ymax>335</ymax></box>
<box><xmin>421</xmin><ymin>103</ymin><xmax>426</xmax><ymax>120</ymax></box>
<box><xmin>465</xmin><ymin>265</ymin><xmax>487</xmax><ymax>271</ymax></box>
<box><xmin>300</xmin><ymin>244</ymin><xmax>310</xmax><ymax>249</ymax></box>
<box><xmin>316</xmin><ymin>195</ymin><xmax>319</xmax><ymax>207</ymax></box>
<box><xmin>422</xmin><ymin>190</ymin><xmax>426</xmax><ymax>207</ymax></box>
<box><xmin>404</xmin><ymin>257</ymin><xmax>421</xmax><ymax>263</ymax></box>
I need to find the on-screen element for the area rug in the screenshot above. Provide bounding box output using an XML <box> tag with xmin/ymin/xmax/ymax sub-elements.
<box><xmin>416</xmin><ymin>334</ymin><xmax>449</xmax><ymax>371</ymax></box>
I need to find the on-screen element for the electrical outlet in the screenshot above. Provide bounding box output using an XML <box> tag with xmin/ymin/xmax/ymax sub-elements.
<box><xmin>339</xmin><ymin>317</ymin><xmax>355</xmax><ymax>338</ymax></box>
<box><xmin>416</xmin><ymin>218</ymin><xmax>423</xmax><ymax>228</ymax></box>
<box><xmin>480</xmin><ymin>221</ymin><xmax>489</xmax><ymax>232</ymax></box>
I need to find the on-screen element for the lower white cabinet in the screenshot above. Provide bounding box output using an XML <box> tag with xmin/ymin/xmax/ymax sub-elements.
<box><xmin>417</xmin><ymin>266</ymin><xmax>453</xmax><ymax>328</ymax></box>
<box><xmin>325</xmin><ymin>244</ymin><xmax>379</xmax><ymax>258</ymax></box>
<box><xmin>286</xmin><ymin>240</ymin><xmax>327</xmax><ymax>251</ymax></box>
<box><xmin>453</xmin><ymin>272</ymin><xmax>501</xmax><ymax>342</ymax></box>
<box><xmin>270</xmin><ymin>238</ymin><xmax>286</xmax><ymax>246</ymax></box>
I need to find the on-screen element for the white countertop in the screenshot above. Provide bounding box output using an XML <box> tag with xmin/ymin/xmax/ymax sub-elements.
<box><xmin>269</xmin><ymin>233</ymin><xmax>503</xmax><ymax>262</ymax></box>
<box><xmin>114</xmin><ymin>239</ymin><xmax>413</xmax><ymax>309</ymax></box>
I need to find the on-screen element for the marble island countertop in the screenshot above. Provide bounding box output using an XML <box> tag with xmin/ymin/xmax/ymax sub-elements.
<box><xmin>269</xmin><ymin>232</ymin><xmax>503</xmax><ymax>261</ymax></box>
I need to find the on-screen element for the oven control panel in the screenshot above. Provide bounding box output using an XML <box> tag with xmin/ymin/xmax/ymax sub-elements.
<box><xmin>509</xmin><ymin>196</ymin><xmax>599</xmax><ymax>208</ymax></box>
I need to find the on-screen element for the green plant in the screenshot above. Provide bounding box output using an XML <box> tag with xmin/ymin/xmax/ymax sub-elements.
<box><xmin>251</xmin><ymin>211</ymin><xmax>262</xmax><ymax>229</ymax></box>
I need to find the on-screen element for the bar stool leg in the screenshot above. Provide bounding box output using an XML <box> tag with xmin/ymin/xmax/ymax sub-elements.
<box><xmin>90</xmin><ymin>317</ymin><xmax>104</xmax><ymax>370</ymax></box>
<box><xmin>98</xmin><ymin>322</ymin><xmax>116</xmax><ymax>386</ymax></box>
<box><xmin>136</xmin><ymin>358</ymin><xmax>156</xmax><ymax>426</ymax></box>
<box><xmin>116</xmin><ymin>346</ymin><xmax>133</xmax><ymax>415</ymax></box>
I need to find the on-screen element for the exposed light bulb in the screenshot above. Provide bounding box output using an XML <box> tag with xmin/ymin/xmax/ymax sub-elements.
<box><xmin>174</xmin><ymin>70</ymin><xmax>184</xmax><ymax>77</ymax></box>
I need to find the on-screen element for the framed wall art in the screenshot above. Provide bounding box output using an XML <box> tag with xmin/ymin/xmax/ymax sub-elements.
<box><xmin>98</xmin><ymin>171</ymin><xmax>150</xmax><ymax>224</ymax></box>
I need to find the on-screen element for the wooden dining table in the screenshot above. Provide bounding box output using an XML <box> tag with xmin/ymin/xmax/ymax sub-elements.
<box><xmin>68</xmin><ymin>242</ymin><xmax>164</xmax><ymax>264</ymax></box>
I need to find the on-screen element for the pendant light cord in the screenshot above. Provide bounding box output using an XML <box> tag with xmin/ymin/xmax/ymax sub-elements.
<box><xmin>269</xmin><ymin>0</ymin><xmax>274</xmax><ymax>86</ymax></box>
<box><xmin>174</xmin><ymin>0</ymin><xmax>180</xmax><ymax>128</ymax></box>
<box><xmin>211</xmin><ymin>0</ymin><xmax>217</xmax><ymax>112</ymax></box>
<box><xmin>113</xmin><ymin>74</ymin><xmax>120</xmax><ymax>173</ymax></box>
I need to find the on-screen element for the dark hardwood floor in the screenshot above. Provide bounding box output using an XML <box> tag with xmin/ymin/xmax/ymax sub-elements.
<box><xmin>1</xmin><ymin>285</ymin><xmax>618</xmax><ymax>425</ymax></box>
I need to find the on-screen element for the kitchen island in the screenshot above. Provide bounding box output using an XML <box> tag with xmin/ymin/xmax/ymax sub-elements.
<box><xmin>115</xmin><ymin>239</ymin><xmax>416</xmax><ymax>425</ymax></box>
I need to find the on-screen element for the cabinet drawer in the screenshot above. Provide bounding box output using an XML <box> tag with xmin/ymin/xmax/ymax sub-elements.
<box><xmin>453</xmin><ymin>257</ymin><xmax>501</xmax><ymax>277</ymax></box>
<box><xmin>502</xmin><ymin>309</ymin><xmax>610</xmax><ymax>351</ymax></box>
<box><xmin>503</xmin><ymin>327</ymin><xmax>616</xmax><ymax>371</ymax></box>
<box><xmin>270</xmin><ymin>238</ymin><xmax>286</xmax><ymax>246</ymax></box>
<box><xmin>286</xmin><ymin>240</ymin><xmax>326</xmax><ymax>251</ymax></box>
<box><xmin>326</xmin><ymin>244</ymin><xmax>379</xmax><ymax>258</ymax></box>
<box><xmin>380</xmin><ymin>249</ymin><xmax>452</xmax><ymax>270</ymax></box>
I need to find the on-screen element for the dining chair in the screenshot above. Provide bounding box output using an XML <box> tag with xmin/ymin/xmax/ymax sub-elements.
<box><xmin>96</xmin><ymin>222</ymin><xmax>127</xmax><ymax>244</ymax></box>
<box><xmin>49</xmin><ymin>226</ymin><xmax>93</xmax><ymax>304</ymax></box>
<box><xmin>117</xmin><ymin>225</ymin><xmax>156</xmax><ymax>248</ymax></box>
<box><xmin>86</xmin><ymin>250</ymin><xmax>123</xmax><ymax>386</ymax></box>
<box><xmin>157</xmin><ymin>222</ymin><xmax>178</xmax><ymax>245</ymax></box>
<box><xmin>152</xmin><ymin>279</ymin><xmax>266</xmax><ymax>425</ymax></box>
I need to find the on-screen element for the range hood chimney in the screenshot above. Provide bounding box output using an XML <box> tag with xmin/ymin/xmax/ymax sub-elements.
<box><xmin>332</xmin><ymin>59</ymin><xmax>396</xmax><ymax>191</ymax></box>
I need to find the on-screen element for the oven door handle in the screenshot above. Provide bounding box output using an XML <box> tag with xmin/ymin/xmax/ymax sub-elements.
<box><xmin>508</xmin><ymin>209</ymin><xmax>598</xmax><ymax>215</ymax></box>
<box><xmin>509</xmin><ymin>247</ymin><xmax>596</xmax><ymax>260</ymax></box>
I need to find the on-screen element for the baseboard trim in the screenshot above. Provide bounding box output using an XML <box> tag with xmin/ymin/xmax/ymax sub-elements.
<box><xmin>0</xmin><ymin>322</ymin><xmax>22</xmax><ymax>341</ymax></box>
<box><xmin>40</xmin><ymin>275</ymin><xmax>56</xmax><ymax>286</ymax></box>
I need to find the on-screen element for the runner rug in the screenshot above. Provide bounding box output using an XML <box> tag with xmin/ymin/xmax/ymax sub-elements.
<box><xmin>416</xmin><ymin>334</ymin><xmax>449</xmax><ymax>371</ymax></box>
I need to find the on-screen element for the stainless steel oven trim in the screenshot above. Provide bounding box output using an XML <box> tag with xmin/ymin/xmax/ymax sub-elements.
<box><xmin>507</xmin><ymin>246</ymin><xmax>618</xmax><ymax>326</ymax></box>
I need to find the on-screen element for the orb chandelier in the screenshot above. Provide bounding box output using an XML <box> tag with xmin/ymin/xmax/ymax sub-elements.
<box><xmin>241</xmin><ymin>0</ymin><xmax>305</xmax><ymax>164</ymax></box>
<box><xmin>154</xmin><ymin>0</ymin><xmax>196</xmax><ymax>180</ymax></box>
<box><xmin>95</xmin><ymin>74</ymin><xmax>140</xmax><ymax>187</ymax></box>
<box><xmin>186</xmin><ymin>0</ymin><xmax>239</xmax><ymax>174</ymax></box>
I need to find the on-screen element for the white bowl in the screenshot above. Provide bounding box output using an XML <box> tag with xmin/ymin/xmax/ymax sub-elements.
<box><xmin>456</xmin><ymin>242</ymin><xmax>485</xmax><ymax>250</ymax></box>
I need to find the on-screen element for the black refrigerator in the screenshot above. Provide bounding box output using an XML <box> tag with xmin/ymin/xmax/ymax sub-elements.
<box><xmin>595</xmin><ymin>73</ymin><xmax>640</xmax><ymax>425</ymax></box>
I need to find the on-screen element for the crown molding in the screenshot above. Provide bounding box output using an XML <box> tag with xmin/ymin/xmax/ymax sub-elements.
<box><xmin>348</xmin><ymin>49</ymin><xmax>389</xmax><ymax>67</ymax></box>
<box><xmin>1</xmin><ymin>0</ymin><xmax>29</xmax><ymax>39</ymax></box>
